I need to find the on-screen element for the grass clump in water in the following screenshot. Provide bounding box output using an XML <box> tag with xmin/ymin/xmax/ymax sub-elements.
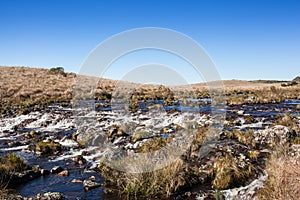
<box><xmin>210</xmin><ymin>153</ymin><xmax>255</xmax><ymax>190</ymax></box>
<box><xmin>100</xmin><ymin>158</ymin><xmax>191</xmax><ymax>198</ymax></box>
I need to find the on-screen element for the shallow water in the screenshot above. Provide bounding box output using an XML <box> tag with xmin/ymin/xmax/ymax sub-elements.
<box><xmin>0</xmin><ymin>100</ymin><xmax>299</xmax><ymax>199</ymax></box>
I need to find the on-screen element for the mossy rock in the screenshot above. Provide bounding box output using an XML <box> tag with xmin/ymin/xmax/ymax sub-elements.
<box><xmin>35</xmin><ymin>141</ymin><xmax>62</xmax><ymax>156</ymax></box>
<box><xmin>106</xmin><ymin>126</ymin><xmax>127</xmax><ymax>138</ymax></box>
<box><xmin>132</xmin><ymin>128</ymin><xmax>153</xmax><ymax>142</ymax></box>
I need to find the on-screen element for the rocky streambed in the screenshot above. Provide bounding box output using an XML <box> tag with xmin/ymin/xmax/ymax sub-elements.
<box><xmin>0</xmin><ymin>100</ymin><xmax>299</xmax><ymax>200</ymax></box>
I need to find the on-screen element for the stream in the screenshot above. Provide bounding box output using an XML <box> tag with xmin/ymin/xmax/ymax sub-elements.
<box><xmin>0</xmin><ymin>99</ymin><xmax>299</xmax><ymax>199</ymax></box>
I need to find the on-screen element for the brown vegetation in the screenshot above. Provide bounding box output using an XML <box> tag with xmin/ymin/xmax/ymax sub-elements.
<box><xmin>257</xmin><ymin>145</ymin><xmax>300</xmax><ymax>199</ymax></box>
<box><xmin>99</xmin><ymin>158</ymin><xmax>190</xmax><ymax>198</ymax></box>
<box><xmin>1</xmin><ymin>66</ymin><xmax>300</xmax><ymax>114</ymax></box>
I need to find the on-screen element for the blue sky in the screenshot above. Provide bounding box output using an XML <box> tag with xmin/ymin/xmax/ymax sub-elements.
<box><xmin>1</xmin><ymin>0</ymin><xmax>300</xmax><ymax>82</ymax></box>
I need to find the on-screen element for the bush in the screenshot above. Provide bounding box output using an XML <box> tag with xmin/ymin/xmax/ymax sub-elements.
<box><xmin>0</xmin><ymin>153</ymin><xmax>29</xmax><ymax>172</ymax></box>
<box><xmin>281</xmin><ymin>81</ymin><xmax>298</xmax><ymax>87</ymax></box>
<box><xmin>49</xmin><ymin>67</ymin><xmax>66</xmax><ymax>76</ymax></box>
<box><xmin>0</xmin><ymin>153</ymin><xmax>30</xmax><ymax>190</ymax></box>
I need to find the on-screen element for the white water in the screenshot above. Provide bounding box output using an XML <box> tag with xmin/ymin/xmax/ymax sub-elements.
<box><xmin>0</xmin><ymin>145</ymin><xmax>29</xmax><ymax>152</ymax></box>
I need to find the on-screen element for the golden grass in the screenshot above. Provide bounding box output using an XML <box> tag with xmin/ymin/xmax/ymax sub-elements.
<box><xmin>100</xmin><ymin>158</ymin><xmax>190</xmax><ymax>198</ymax></box>
<box><xmin>210</xmin><ymin>153</ymin><xmax>255</xmax><ymax>190</ymax></box>
<box><xmin>257</xmin><ymin>145</ymin><xmax>300</xmax><ymax>199</ymax></box>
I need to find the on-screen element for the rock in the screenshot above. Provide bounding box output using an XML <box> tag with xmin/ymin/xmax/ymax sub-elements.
<box><xmin>58</xmin><ymin>170</ymin><xmax>69</xmax><ymax>176</ymax></box>
<box><xmin>89</xmin><ymin>176</ymin><xmax>96</xmax><ymax>181</ymax></box>
<box><xmin>88</xmin><ymin>134</ymin><xmax>106</xmax><ymax>146</ymax></box>
<box><xmin>10</xmin><ymin>169</ymin><xmax>41</xmax><ymax>185</ymax></box>
<box><xmin>40</xmin><ymin>169</ymin><xmax>50</xmax><ymax>175</ymax></box>
<box><xmin>253</xmin><ymin>125</ymin><xmax>295</xmax><ymax>146</ymax></box>
<box><xmin>293</xmin><ymin>76</ymin><xmax>300</xmax><ymax>83</ymax></box>
<box><xmin>222</xmin><ymin>171</ymin><xmax>268</xmax><ymax>200</ymax></box>
<box><xmin>36</xmin><ymin>192</ymin><xmax>64</xmax><ymax>200</ymax></box>
<box><xmin>50</xmin><ymin>166</ymin><xmax>64</xmax><ymax>174</ymax></box>
<box><xmin>71</xmin><ymin>179</ymin><xmax>83</xmax><ymax>183</ymax></box>
<box><xmin>73</xmin><ymin>155</ymin><xmax>86</xmax><ymax>165</ymax></box>
<box><xmin>237</xmin><ymin>110</ymin><xmax>244</xmax><ymax>115</ymax></box>
<box><xmin>83</xmin><ymin>179</ymin><xmax>102</xmax><ymax>191</ymax></box>
<box><xmin>59</xmin><ymin>138</ymin><xmax>78</xmax><ymax>148</ymax></box>
<box><xmin>132</xmin><ymin>128</ymin><xmax>153</xmax><ymax>142</ymax></box>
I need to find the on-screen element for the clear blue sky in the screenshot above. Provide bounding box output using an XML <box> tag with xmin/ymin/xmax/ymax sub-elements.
<box><xmin>1</xmin><ymin>0</ymin><xmax>300</xmax><ymax>82</ymax></box>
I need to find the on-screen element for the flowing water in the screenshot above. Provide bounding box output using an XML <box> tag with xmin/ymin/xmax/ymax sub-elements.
<box><xmin>0</xmin><ymin>99</ymin><xmax>299</xmax><ymax>199</ymax></box>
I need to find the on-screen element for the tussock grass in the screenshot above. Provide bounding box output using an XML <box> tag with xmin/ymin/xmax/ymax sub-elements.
<box><xmin>100</xmin><ymin>158</ymin><xmax>191</xmax><ymax>198</ymax></box>
<box><xmin>210</xmin><ymin>153</ymin><xmax>255</xmax><ymax>190</ymax></box>
<box><xmin>35</xmin><ymin>141</ymin><xmax>62</xmax><ymax>155</ymax></box>
<box><xmin>257</xmin><ymin>145</ymin><xmax>300</xmax><ymax>199</ymax></box>
<box><xmin>225</xmin><ymin>129</ymin><xmax>257</xmax><ymax>147</ymax></box>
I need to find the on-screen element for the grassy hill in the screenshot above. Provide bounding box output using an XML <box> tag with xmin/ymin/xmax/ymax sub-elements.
<box><xmin>1</xmin><ymin>66</ymin><xmax>300</xmax><ymax>113</ymax></box>
<box><xmin>293</xmin><ymin>76</ymin><xmax>300</xmax><ymax>82</ymax></box>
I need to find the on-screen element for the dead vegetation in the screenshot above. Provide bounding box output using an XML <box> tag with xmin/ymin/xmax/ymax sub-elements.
<box><xmin>257</xmin><ymin>145</ymin><xmax>300</xmax><ymax>199</ymax></box>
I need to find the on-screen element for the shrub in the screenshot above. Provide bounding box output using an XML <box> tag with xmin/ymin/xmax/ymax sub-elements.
<box><xmin>0</xmin><ymin>153</ymin><xmax>30</xmax><ymax>190</ymax></box>
<box><xmin>0</xmin><ymin>153</ymin><xmax>29</xmax><ymax>172</ymax></box>
<box><xmin>49</xmin><ymin>66</ymin><xmax>66</xmax><ymax>76</ymax></box>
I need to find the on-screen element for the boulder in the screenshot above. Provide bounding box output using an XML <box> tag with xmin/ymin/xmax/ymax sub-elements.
<box><xmin>83</xmin><ymin>177</ymin><xmax>102</xmax><ymax>191</ymax></box>
<box><xmin>50</xmin><ymin>166</ymin><xmax>64</xmax><ymax>174</ymax></box>
<box><xmin>253</xmin><ymin>125</ymin><xmax>296</xmax><ymax>146</ymax></box>
<box><xmin>106</xmin><ymin>126</ymin><xmax>128</xmax><ymax>141</ymax></box>
<box><xmin>132</xmin><ymin>128</ymin><xmax>153</xmax><ymax>142</ymax></box>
